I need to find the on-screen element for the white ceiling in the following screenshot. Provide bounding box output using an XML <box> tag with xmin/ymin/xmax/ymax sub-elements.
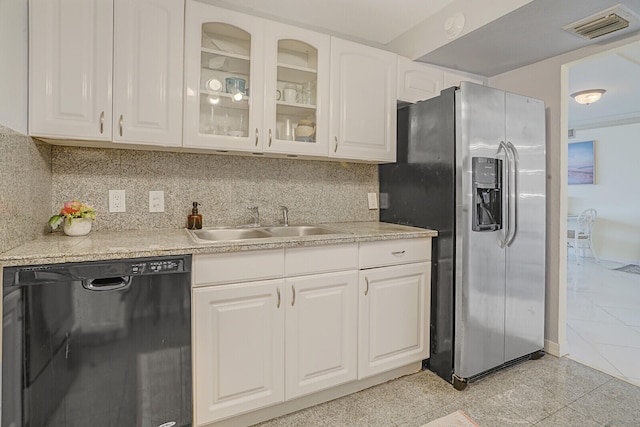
<box><xmin>568</xmin><ymin>42</ymin><xmax>640</xmax><ymax>130</ymax></box>
<box><xmin>199</xmin><ymin>0</ymin><xmax>456</xmax><ymax>45</ymax></box>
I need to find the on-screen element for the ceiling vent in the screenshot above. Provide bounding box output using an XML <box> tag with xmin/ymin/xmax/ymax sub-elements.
<box><xmin>563</xmin><ymin>5</ymin><xmax>638</xmax><ymax>40</ymax></box>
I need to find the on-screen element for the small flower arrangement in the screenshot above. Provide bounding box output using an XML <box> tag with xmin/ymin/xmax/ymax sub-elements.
<box><xmin>48</xmin><ymin>200</ymin><xmax>97</xmax><ymax>230</ymax></box>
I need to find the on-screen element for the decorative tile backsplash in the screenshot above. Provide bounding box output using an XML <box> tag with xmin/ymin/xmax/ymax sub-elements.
<box><xmin>0</xmin><ymin>125</ymin><xmax>52</xmax><ymax>253</ymax></box>
<box><xmin>52</xmin><ymin>146</ymin><xmax>379</xmax><ymax>231</ymax></box>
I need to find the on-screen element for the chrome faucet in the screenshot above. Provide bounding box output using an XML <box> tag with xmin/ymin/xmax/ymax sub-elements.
<box><xmin>280</xmin><ymin>206</ymin><xmax>289</xmax><ymax>226</ymax></box>
<box><xmin>247</xmin><ymin>206</ymin><xmax>260</xmax><ymax>227</ymax></box>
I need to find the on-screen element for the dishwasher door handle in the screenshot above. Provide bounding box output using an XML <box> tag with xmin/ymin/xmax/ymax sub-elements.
<box><xmin>83</xmin><ymin>276</ymin><xmax>132</xmax><ymax>291</ymax></box>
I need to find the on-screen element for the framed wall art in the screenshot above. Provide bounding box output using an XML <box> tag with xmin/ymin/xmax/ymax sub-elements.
<box><xmin>568</xmin><ymin>140</ymin><xmax>595</xmax><ymax>185</ymax></box>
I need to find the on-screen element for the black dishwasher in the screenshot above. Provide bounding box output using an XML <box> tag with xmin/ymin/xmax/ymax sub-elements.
<box><xmin>2</xmin><ymin>255</ymin><xmax>192</xmax><ymax>427</ymax></box>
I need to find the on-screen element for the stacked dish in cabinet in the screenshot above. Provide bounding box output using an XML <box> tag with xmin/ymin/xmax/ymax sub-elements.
<box><xmin>274</xmin><ymin>39</ymin><xmax>317</xmax><ymax>143</ymax></box>
<box><xmin>199</xmin><ymin>24</ymin><xmax>251</xmax><ymax>137</ymax></box>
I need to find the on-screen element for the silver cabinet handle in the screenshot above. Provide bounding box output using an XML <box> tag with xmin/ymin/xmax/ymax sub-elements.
<box><xmin>334</xmin><ymin>136</ymin><xmax>338</xmax><ymax>153</ymax></box>
<box><xmin>291</xmin><ymin>285</ymin><xmax>296</xmax><ymax>306</ymax></box>
<box><xmin>119</xmin><ymin>115</ymin><xmax>124</xmax><ymax>137</ymax></box>
<box><xmin>268</xmin><ymin>128</ymin><xmax>272</xmax><ymax>147</ymax></box>
<box><xmin>99</xmin><ymin>111</ymin><xmax>105</xmax><ymax>134</ymax></box>
<box><xmin>276</xmin><ymin>288</ymin><xmax>281</xmax><ymax>308</ymax></box>
<box><xmin>255</xmin><ymin>128</ymin><xmax>259</xmax><ymax>146</ymax></box>
<box><xmin>391</xmin><ymin>250</ymin><xmax>406</xmax><ymax>256</ymax></box>
<box><xmin>364</xmin><ymin>277</ymin><xmax>369</xmax><ymax>296</ymax></box>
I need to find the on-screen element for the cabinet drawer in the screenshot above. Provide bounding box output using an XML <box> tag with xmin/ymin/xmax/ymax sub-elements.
<box><xmin>285</xmin><ymin>243</ymin><xmax>358</xmax><ymax>276</ymax></box>
<box><xmin>359</xmin><ymin>238</ymin><xmax>430</xmax><ymax>269</ymax></box>
<box><xmin>193</xmin><ymin>249</ymin><xmax>284</xmax><ymax>286</ymax></box>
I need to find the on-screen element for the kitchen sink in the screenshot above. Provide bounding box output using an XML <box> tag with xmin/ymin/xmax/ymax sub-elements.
<box><xmin>262</xmin><ymin>225</ymin><xmax>343</xmax><ymax>237</ymax></box>
<box><xmin>189</xmin><ymin>228</ymin><xmax>272</xmax><ymax>242</ymax></box>
<box><xmin>187</xmin><ymin>225</ymin><xmax>347</xmax><ymax>243</ymax></box>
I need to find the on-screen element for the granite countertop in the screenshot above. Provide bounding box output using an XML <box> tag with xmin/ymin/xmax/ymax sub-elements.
<box><xmin>0</xmin><ymin>221</ymin><xmax>437</xmax><ymax>267</ymax></box>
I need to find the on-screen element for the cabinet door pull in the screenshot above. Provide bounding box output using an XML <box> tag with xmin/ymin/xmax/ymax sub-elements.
<box><xmin>119</xmin><ymin>115</ymin><xmax>124</xmax><ymax>137</ymax></box>
<box><xmin>255</xmin><ymin>128</ymin><xmax>259</xmax><ymax>146</ymax></box>
<box><xmin>276</xmin><ymin>288</ymin><xmax>281</xmax><ymax>308</ymax></box>
<box><xmin>364</xmin><ymin>277</ymin><xmax>369</xmax><ymax>296</ymax></box>
<box><xmin>99</xmin><ymin>111</ymin><xmax>105</xmax><ymax>134</ymax></box>
<box><xmin>334</xmin><ymin>136</ymin><xmax>338</xmax><ymax>153</ymax></box>
<box><xmin>391</xmin><ymin>250</ymin><xmax>406</xmax><ymax>256</ymax></box>
<box><xmin>291</xmin><ymin>285</ymin><xmax>296</xmax><ymax>306</ymax></box>
<box><xmin>268</xmin><ymin>129</ymin><xmax>272</xmax><ymax>147</ymax></box>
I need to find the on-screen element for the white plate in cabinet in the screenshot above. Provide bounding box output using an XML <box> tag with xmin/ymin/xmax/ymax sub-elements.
<box><xmin>193</xmin><ymin>280</ymin><xmax>285</xmax><ymax>425</ymax></box>
<box><xmin>358</xmin><ymin>262</ymin><xmax>431</xmax><ymax>379</ymax></box>
<box><xmin>183</xmin><ymin>2</ymin><xmax>266</xmax><ymax>152</ymax></box>
<box><xmin>285</xmin><ymin>271</ymin><xmax>358</xmax><ymax>399</ymax></box>
<box><xmin>359</xmin><ymin>238</ymin><xmax>431</xmax><ymax>269</ymax></box>
<box><xmin>285</xmin><ymin>243</ymin><xmax>357</xmax><ymax>276</ymax></box>
<box><xmin>262</xmin><ymin>22</ymin><xmax>330</xmax><ymax>157</ymax></box>
<box><xmin>193</xmin><ymin>249</ymin><xmax>284</xmax><ymax>286</ymax></box>
<box><xmin>329</xmin><ymin>37</ymin><xmax>397</xmax><ymax>163</ymax></box>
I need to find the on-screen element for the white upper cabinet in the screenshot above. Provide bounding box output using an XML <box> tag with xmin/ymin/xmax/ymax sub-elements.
<box><xmin>397</xmin><ymin>55</ymin><xmax>486</xmax><ymax>103</ymax></box>
<box><xmin>183</xmin><ymin>4</ymin><xmax>330</xmax><ymax>157</ymax></box>
<box><xmin>29</xmin><ymin>0</ymin><xmax>184</xmax><ymax>146</ymax></box>
<box><xmin>113</xmin><ymin>0</ymin><xmax>184</xmax><ymax>146</ymax></box>
<box><xmin>183</xmin><ymin>3</ymin><xmax>265</xmax><ymax>152</ymax></box>
<box><xmin>262</xmin><ymin>23</ymin><xmax>330</xmax><ymax>157</ymax></box>
<box><xmin>29</xmin><ymin>0</ymin><xmax>113</xmax><ymax>140</ymax></box>
<box><xmin>329</xmin><ymin>38</ymin><xmax>397</xmax><ymax>163</ymax></box>
<box><xmin>397</xmin><ymin>56</ymin><xmax>444</xmax><ymax>103</ymax></box>
<box><xmin>443</xmin><ymin>69</ymin><xmax>485</xmax><ymax>89</ymax></box>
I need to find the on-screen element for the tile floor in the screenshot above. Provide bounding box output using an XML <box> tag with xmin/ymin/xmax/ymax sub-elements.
<box><xmin>253</xmin><ymin>257</ymin><xmax>640</xmax><ymax>427</ymax></box>
<box><xmin>254</xmin><ymin>355</ymin><xmax>640</xmax><ymax>426</ymax></box>
<box><xmin>566</xmin><ymin>256</ymin><xmax>640</xmax><ymax>386</ymax></box>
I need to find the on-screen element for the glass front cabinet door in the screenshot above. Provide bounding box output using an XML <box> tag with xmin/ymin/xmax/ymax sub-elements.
<box><xmin>262</xmin><ymin>23</ymin><xmax>329</xmax><ymax>157</ymax></box>
<box><xmin>183</xmin><ymin>3</ymin><xmax>265</xmax><ymax>152</ymax></box>
<box><xmin>183</xmin><ymin>2</ymin><xmax>329</xmax><ymax>158</ymax></box>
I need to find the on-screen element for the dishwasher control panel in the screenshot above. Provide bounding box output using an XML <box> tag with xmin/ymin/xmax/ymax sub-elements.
<box><xmin>131</xmin><ymin>259</ymin><xmax>184</xmax><ymax>275</ymax></box>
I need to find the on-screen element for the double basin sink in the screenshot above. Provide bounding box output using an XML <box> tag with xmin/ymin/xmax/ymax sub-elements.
<box><xmin>187</xmin><ymin>225</ymin><xmax>348</xmax><ymax>243</ymax></box>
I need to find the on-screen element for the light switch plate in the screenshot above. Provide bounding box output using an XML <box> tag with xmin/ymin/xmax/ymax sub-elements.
<box><xmin>367</xmin><ymin>192</ymin><xmax>378</xmax><ymax>209</ymax></box>
<box><xmin>109</xmin><ymin>190</ymin><xmax>126</xmax><ymax>213</ymax></box>
<box><xmin>149</xmin><ymin>191</ymin><xmax>164</xmax><ymax>213</ymax></box>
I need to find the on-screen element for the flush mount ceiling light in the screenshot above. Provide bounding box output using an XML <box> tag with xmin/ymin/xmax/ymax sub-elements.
<box><xmin>570</xmin><ymin>89</ymin><xmax>606</xmax><ymax>105</ymax></box>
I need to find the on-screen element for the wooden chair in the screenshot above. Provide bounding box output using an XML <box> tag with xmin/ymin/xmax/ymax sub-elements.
<box><xmin>567</xmin><ymin>208</ymin><xmax>599</xmax><ymax>265</ymax></box>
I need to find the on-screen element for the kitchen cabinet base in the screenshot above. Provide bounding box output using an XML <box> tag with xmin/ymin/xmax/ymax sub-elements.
<box><xmin>203</xmin><ymin>361</ymin><xmax>421</xmax><ymax>427</ymax></box>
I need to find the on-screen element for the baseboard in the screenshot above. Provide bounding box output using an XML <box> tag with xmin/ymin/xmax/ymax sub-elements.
<box><xmin>569</xmin><ymin>254</ymin><xmax>640</xmax><ymax>266</ymax></box>
<box><xmin>206</xmin><ymin>362</ymin><xmax>422</xmax><ymax>427</ymax></box>
<box><xmin>544</xmin><ymin>339</ymin><xmax>568</xmax><ymax>357</ymax></box>
<box><xmin>599</xmin><ymin>256</ymin><xmax>639</xmax><ymax>266</ymax></box>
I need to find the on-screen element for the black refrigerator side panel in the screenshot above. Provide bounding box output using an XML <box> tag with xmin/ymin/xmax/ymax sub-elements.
<box><xmin>379</xmin><ymin>88</ymin><xmax>456</xmax><ymax>382</ymax></box>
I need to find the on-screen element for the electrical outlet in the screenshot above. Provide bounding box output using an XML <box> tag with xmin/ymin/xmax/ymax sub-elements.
<box><xmin>109</xmin><ymin>190</ymin><xmax>126</xmax><ymax>213</ymax></box>
<box><xmin>149</xmin><ymin>191</ymin><xmax>164</xmax><ymax>213</ymax></box>
<box><xmin>367</xmin><ymin>192</ymin><xmax>378</xmax><ymax>209</ymax></box>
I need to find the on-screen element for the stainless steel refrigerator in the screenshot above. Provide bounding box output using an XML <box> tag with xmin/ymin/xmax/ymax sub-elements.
<box><xmin>379</xmin><ymin>82</ymin><xmax>546</xmax><ymax>390</ymax></box>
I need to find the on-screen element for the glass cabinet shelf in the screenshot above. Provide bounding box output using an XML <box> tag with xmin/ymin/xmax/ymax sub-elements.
<box><xmin>202</xmin><ymin>47</ymin><xmax>250</xmax><ymax>62</ymax></box>
<box><xmin>201</xmin><ymin>52</ymin><xmax>250</xmax><ymax>75</ymax></box>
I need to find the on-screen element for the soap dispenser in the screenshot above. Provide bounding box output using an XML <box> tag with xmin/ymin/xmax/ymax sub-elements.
<box><xmin>188</xmin><ymin>202</ymin><xmax>202</xmax><ymax>230</ymax></box>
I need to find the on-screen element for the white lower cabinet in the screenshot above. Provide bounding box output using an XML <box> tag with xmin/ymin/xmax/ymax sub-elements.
<box><xmin>192</xmin><ymin>279</ymin><xmax>285</xmax><ymax>425</ymax></box>
<box><xmin>285</xmin><ymin>271</ymin><xmax>358</xmax><ymax>399</ymax></box>
<box><xmin>358</xmin><ymin>261</ymin><xmax>431</xmax><ymax>379</ymax></box>
<box><xmin>192</xmin><ymin>238</ymin><xmax>431</xmax><ymax>425</ymax></box>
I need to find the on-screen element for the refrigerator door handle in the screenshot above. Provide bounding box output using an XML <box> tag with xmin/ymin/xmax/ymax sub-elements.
<box><xmin>505</xmin><ymin>141</ymin><xmax>519</xmax><ymax>246</ymax></box>
<box><xmin>497</xmin><ymin>141</ymin><xmax>511</xmax><ymax>248</ymax></box>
